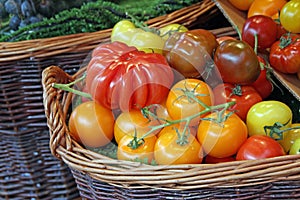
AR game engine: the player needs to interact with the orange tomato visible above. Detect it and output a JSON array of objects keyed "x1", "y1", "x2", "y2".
[
  {"x1": 166, "y1": 78, "x2": 214, "y2": 127},
  {"x1": 114, "y1": 109, "x2": 161, "y2": 144},
  {"x1": 197, "y1": 111, "x2": 248, "y2": 158},
  {"x1": 117, "y1": 134, "x2": 157, "y2": 164},
  {"x1": 68, "y1": 101, "x2": 114, "y2": 148},
  {"x1": 247, "y1": 0, "x2": 287, "y2": 19},
  {"x1": 154, "y1": 127, "x2": 203, "y2": 165},
  {"x1": 228, "y1": 0, "x2": 255, "y2": 11}
]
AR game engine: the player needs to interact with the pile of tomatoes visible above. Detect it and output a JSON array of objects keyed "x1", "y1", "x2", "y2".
[{"x1": 64, "y1": 16, "x2": 300, "y2": 166}]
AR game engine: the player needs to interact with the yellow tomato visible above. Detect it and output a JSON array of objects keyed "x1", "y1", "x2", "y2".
[{"x1": 228, "y1": 0, "x2": 255, "y2": 11}]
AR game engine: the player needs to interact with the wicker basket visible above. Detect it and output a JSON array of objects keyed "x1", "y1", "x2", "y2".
[
  {"x1": 0, "y1": 1, "x2": 220, "y2": 199},
  {"x1": 40, "y1": 20, "x2": 300, "y2": 199}
]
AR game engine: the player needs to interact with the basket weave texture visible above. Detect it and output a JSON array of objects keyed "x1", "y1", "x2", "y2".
[
  {"x1": 0, "y1": 1, "x2": 219, "y2": 199},
  {"x1": 42, "y1": 16, "x2": 300, "y2": 200}
]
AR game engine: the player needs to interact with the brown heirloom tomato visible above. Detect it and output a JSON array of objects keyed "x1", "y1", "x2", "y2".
[
  {"x1": 86, "y1": 41, "x2": 174, "y2": 112},
  {"x1": 214, "y1": 39, "x2": 260, "y2": 85},
  {"x1": 163, "y1": 29, "x2": 218, "y2": 79}
]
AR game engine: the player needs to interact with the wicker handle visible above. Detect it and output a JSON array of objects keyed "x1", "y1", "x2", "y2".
[{"x1": 42, "y1": 66, "x2": 75, "y2": 158}]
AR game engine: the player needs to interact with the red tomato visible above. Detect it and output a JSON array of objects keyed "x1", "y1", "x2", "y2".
[
  {"x1": 248, "y1": 0, "x2": 287, "y2": 19},
  {"x1": 250, "y1": 56, "x2": 273, "y2": 99},
  {"x1": 242, "y1": 15, "x2": 278, "y2": 51},
  {"x1": 236, "y1": 135, "x2": 286, "y2": 160},
  {"x1": 216, "y1": 36, "x2": 237, "y2": 45},
  {"x1": 213, "y1": 83, "x2": 262, "y2": 121},
  {"x1": 197, "y1": 111, "x2": 248, "y2": 158},
  {"x1": 68, "y1": 101, "x2": 114, "y2": 148},
  {"x1": 163, "y1": 29, "x2": 218, "y2": 78},
  {"x1": 86, "y1": 41, "x2": 174, "y2": 111},
  {"x1": 214, "y1": 39, "x2": 260, "y2": 85},
  {"x1": 269, "y1": 34, "x2": 300, "y2": 74}
]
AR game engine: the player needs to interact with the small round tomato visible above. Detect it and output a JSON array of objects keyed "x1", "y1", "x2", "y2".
[
  {"x1": 216, "y1": 36, "x2": 236, "y2": 45},
  {"x1": 197, "y1": 111, "x2": 248, "y2": 158},
  {"x1": 280, "y1": 0, "x2": 300, "y2": 33},
  {"x1": 213, "y1": 83, "x2": 262, "y2": 121},
  {"x1": 248, "y1": 0, "x2": 287, "y2": 19},
  {"x1": 166, "y1": 79, "x2": 214, "y2": 126},
  {"x1": 214, "y1": 39, "x2": 260, "y2": 85},
  {"x1": 228, "y1": 0, "x2": 254, "y2": 11},
  {"x1": 289, "y1": 137, "x2": 300, "y2": 155},
  {"x1": 68, "y1": 101, "x2": 114, "y2": 148},
  {"x1": 278, "y1": 123, "x2": 300, "y2": 152},
  {"x1": 236, "y1": 135, "x2": 286, "y2": 160},
  {"x1": 242, "y1": 15, "x2": 278, "y2": 51},
  {"x1": 114, "y1": 109, "x2": 161, "y2": 144},
  {"x1": 117, "y1": 134, "x2": 157, "y2": 164},
  {"x1": 154, "y1": 127, "x2": 203, "y2": 165},
  {"x1": 163, "y1": 29, "x2": 218, "y2": 78},
  {"x1": 246, "y1": 100, "x2": 293, "y2": 137}
]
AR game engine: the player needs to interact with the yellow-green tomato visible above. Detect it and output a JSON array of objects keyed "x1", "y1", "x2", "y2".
[
  {"x1": 246, "y1": 100, "x2": 292, "y2": 137},
  {"x1": 289, "y1": 137, "x2": 300, "y2": 155},
  {"x1": 159, "y1": 23, "x2": 188, "y2": 40},
  {"x1": 280, "y1": 0, "x2": 300, "y2": 33},
  {"x1": 111, "y1": 20, "x2": 136, "y2": 39},
  {"x1": 278, "y1": 123, "x2": 300, "y2": 152}
]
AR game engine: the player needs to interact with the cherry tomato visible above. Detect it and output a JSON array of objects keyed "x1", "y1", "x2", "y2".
[
  {"x1": 213, "y1": 83, "x2": 262, "y2": 121},
  {"x1": 163, "y1": 29, "x2": 218, "y2": 78},
  {"x1": 114, "y1": 109, "x2": 161, "y2": 144},
  {"x1": 236, "y1": 135, "x2": 286, "y2": 160},
  {"x1": 204, "y1": 155, "x2": 236, "y2": 164},
  {"x1": 154, "y1": 127, "x2": 203, "y2": 165},
  {"x1": 197, "y1": 111, "x2": 248, "y2": 158},
  {"x1": 289, "y1": 137, "x2": 300, "y2": 155},
  {"x1": 166, "y1": 79, "x2": 214, "y2": 126},
  {"x1": 248, "y1": 0, "x2": 287, "y2": 19},
  {"x1": 246, "y1": 100, "x2": 293, "y2": 137},
  {"x1": 250, "y1": 56, "x2": 273, "y2": 99},
  {"x1": 68, "y1": 101, "x2": 114, "y2": 148},
  {"x1": 242, "y1": 15, "x2": 278, "y2": 51},
  {"x1": 216, "y1": 36, "x2": 236, "y2": 45},
  {"x1": 86, "y1": 41, "x2": 174, "y2": 111},
  {"x1": 214, "y1": 39, "x2": 260, "y2": 85},
  {"x1": 228, "y1": 0, "x2": 254, "y2": 11},
  {"x1": 117, "y1": 134, "x2": 157, "y2": 164},
  {"x1": 269, "y1": 33, "x2": 300, "y2": 74},
  {"x1": 280, "y1": 0, "x2": 300, "y2": 33},
  {"x1": 278, "y1": 123, "x2": 300, "y2": 152}
]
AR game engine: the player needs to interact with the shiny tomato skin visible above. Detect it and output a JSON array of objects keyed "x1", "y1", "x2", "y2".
[
  {"x1": 163, "y1": 29, "x2": 218, "y2": 78},
  {"x1": 228, "y1": 0, "x2": 254, "y2": 11},
  {"x1": 213, "y1": 83, "x2": 262, "y2": 121},
  {"x1": 154, "y1": 128, "x2": 203, "y2": 165},
  {"x1": 86, "y1": 41, "x2": 174, "y2": 112},
  {"x1": 280, "y1": 0, "x2": 300, "y2": 33},
  {"x1": 197, "y1": 111, "x2": 248, "y2": 158},
  {"x1": 214, "y1": 39, "x2": 260, "y2": 85},
  {"x1": 114, "y1": 109, "x2": 161, "y2": 144},
  {"x1": 117, "y1": 134, "x2": 157, "y2": 164},
  {"x1": 68, "y1": 101, "x2": 114, "y2": 148},
  {"x1": 246, "y1": 100, "x2": 293, "y2": 137},
  {"x1": 278, "y1": 123, "x2": 300, "y2": 153},
  {"x1": 166, "y1": 78, "x2": 214, "y2": 126},
  {"x1": 248, "y1": 0, "x2": 287, "y2": 18},
  {"x1": 250, "y1": 56, "x2": 273, "y2": 99},
  {"x1": 236, "y1": 135, "x2": 286, "y2": 160},
  {"x1": 269, "y1": 34, "x2": 300, "y2": 74},
  {"x1": 242, "y1": 15, "x2": 278, "y2": 51}
]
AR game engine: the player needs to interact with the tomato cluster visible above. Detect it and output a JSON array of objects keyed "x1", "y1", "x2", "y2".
[{"x1": 65, "y1": 18, "x2": 300, "y2": 166}]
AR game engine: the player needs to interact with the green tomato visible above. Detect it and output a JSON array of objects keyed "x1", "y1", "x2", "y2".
[
  {"x1": 280, "y1": 0, "x2": 300, "y2": 33},
  {"x1": 246, "y1": 100, "x2": 293, "y2": 137},
  {"x1": 159, "y1": 23, "x2": 188, "y2": 40},
  {"x1": 289, "y1": 137, "x2": 300, "y2": 155}
]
